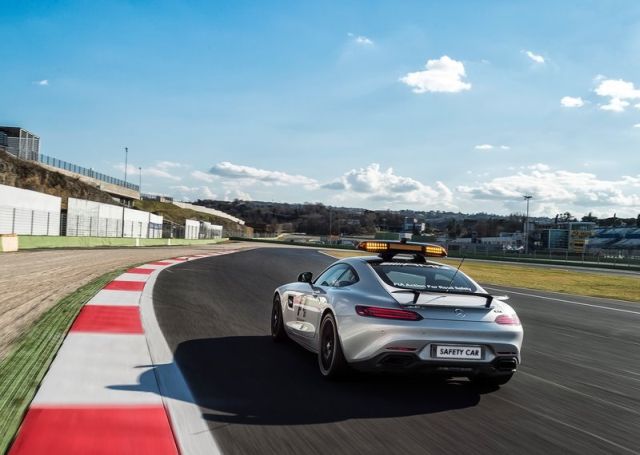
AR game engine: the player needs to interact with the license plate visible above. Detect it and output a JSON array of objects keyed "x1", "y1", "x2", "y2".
[{"x1": 435, "y1": 345, "x2": 482, "y2": 360}]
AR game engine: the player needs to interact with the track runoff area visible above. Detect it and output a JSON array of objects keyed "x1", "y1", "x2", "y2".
[{"x1": 8, "y1": 245, "x2": 640, "y2": 454}]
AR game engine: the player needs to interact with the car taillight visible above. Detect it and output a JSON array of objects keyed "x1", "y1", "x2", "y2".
[
  {"x1": 495, "y1": 314, "x2": 520, "y2": 325},
  {"x1": 355, "y1": 305, "x2": 422, "y2": 321}
]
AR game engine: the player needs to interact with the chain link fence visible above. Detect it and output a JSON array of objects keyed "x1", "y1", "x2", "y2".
[
  {"x1": 0, "y1": 206, "x2": 60, "y2": 236},
  {"x1": 449, "y1": 243, "x2": 640, "y2": 267},
  {"x1": 63, "y1": 214, "x2": 162, "y2": 238}
]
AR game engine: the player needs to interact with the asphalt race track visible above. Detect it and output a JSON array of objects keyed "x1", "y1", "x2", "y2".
[{"x1": 153, "y1": 248, "x2": 640, "y2": 455}]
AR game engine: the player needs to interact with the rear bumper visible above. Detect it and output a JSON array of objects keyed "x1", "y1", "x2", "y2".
[
  {"x1": 350, "y1": 352, "x2": 519, "y2": 376},
  {"x1": 336, "y1": 314, "x2": 523, "y2": 366}
]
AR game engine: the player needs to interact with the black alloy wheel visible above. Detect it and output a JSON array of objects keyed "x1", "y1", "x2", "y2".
[
  {"x1": 318, "y1": 313, "x2": 348, "y2": 379},
  {"x1": 271, "y1": 294, "x2": 287, "y2": 341}
]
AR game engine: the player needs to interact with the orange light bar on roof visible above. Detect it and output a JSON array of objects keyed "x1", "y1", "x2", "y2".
[
  {"x1": 357, "y1": 241, "x2": 390, "y2": 252},
  {"x1": 357, "y1": 240, "x2": 447, "y2": 257}
]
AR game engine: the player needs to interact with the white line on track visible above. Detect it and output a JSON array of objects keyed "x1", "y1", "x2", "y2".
[
  {"x1": 484, "y1": 286, "x2": 640, "y2": 316},
  {"x1": 140, "y1": 255, "x2": 224, "y2": 455}
]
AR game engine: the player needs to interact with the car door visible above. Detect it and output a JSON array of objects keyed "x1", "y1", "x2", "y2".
[
  {"x1": 305, "y1": 264, "x2": 359, "y2": 341},
  {"x1": 289, "y1": 264, "x2": 350, "y2": 345}
]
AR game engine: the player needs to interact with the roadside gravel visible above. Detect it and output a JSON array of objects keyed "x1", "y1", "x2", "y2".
[{"x1": 0, "y1": 243, "x2": 249, "y2": 360}]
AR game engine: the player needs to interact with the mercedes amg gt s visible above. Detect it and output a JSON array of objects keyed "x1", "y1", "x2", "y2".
[{"x1": 271, "y1": 241, "x2": 523, "y2": 386}]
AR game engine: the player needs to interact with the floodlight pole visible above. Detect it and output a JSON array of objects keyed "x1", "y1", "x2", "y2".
[
  {"x1": 523, "y1": 195, "x2": 532, "y2": 254},
  {"x1": 124, "y1": 147, "x2": 128, "y2": 184},
  {"x1": 138, "y1": 166, "x2": 142, "y2": 193}
]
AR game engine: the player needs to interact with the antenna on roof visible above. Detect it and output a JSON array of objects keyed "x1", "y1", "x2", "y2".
[{"x1": 445, "y1": 257, "x2": 465, "y2": 291}]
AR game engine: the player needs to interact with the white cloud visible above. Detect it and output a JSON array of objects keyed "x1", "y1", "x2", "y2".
[
  {"x1": 500, "y1": 145, "x2": 511, "y2": 150},
  {"x1": 474, "y1": 144, "x2": 494, "y2": 150},
  {"x1": 191, "y1": 170, "x2": 216, "y2": 183},
  {"x1": 560, "y1": 96, "x2": 584, "y2": 108},
  {"x1": 115, "y1": 162, "x2": 182, "y2": 181},
  {"x1": 224, "y1": 189, "x2": 252, "y2": 201},
  {"x1": 633, "y1": 123, "x2": 640, "y2": 128},
  {"x1": 322, "y1": 163, "x2": 455, "y2": 208},
  {"x1": 524, "y1": 50, "x2": 545, "y2": 64},
  {"x1": 209, "y1": 161, "x2": 318, "y2": 188},
  {"x1": 155, "y1": 161, "x2": 182, "y2": 169},
  {"x1": 400, "y1": 56, "x2": 471, "y2": 94},
  {"x1": 601, "y1": 98, "x2": 629, "y2": 112},
  {"x1": 594, "y1": 78, "x2": 640, "y2": 112},
  {"x1": 354, "y1": 35, "x2": 373, "y2": 45},
  {"x1": 170, "y1": 185, "x2": 217, "y2": 200},
  {"x1": 457, "y1": 164, "x2": 640, "y2": 214},
  {"x1": 36, "y1": 79, "x2": 49, "y2": 86}
]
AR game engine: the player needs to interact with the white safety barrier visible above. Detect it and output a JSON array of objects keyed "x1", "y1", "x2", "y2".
[
  {"x1": 0, "y1": 184, "x2": 61, "y2": 235},
  {"x1": 67, "y1": 198, "x2": 163, "y2": 238}
]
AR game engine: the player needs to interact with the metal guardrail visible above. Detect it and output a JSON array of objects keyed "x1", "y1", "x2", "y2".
[{"x1": 38, "y1": 154, "x2": 140, "y2": 192}]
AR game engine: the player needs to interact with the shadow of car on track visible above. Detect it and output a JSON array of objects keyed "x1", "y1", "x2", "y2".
[{"x1": 110, "y1": 336, "x2": 486, "y2": 426}]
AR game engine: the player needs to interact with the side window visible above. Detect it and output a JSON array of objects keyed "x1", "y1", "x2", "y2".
[
  {"x1": 315, "y1": 264, "x2": 349, "y2": 287},
  {"x1": 334, "y1": 267, "x2": 359, "y2": 288}
]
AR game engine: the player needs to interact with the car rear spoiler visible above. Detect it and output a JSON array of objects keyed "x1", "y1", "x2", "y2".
[{"x1": 392, "y1": 289, "x2": 494, "y2": 308}]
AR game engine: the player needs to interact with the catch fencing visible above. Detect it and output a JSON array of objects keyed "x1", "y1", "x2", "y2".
[
  {"x1": 39, "y1": 154, "x2": 139, "y2": 192},
  {"x1": 0, "y1": 206, "x2": 60, "y2": 236},
  {"x1": 0, "y1": 184, "x2": 61, "y2": 235},
  {"x1": 65, "y1": 198, "x2": 162, "y2": 238},
  {"x1": 449, "y1": 243, "x2": 640, "y2": 267}
]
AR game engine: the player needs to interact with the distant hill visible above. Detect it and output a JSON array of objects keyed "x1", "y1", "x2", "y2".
[{"x1": 194, "y1": 199, "x2": 546, "y2": 237}]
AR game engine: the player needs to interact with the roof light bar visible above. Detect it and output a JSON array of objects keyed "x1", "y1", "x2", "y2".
[{"x1": 357, "y1": 240, "x2": 447, "y2": 258}]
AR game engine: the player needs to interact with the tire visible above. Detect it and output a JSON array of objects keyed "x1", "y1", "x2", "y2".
[
  {"x1": 271, "y1": 294, "x2": 287, "y2": 342},
  {"x1": 472, "y1": 372, "x2": 513, "y2": 388},
  {"x1": 318, "y1": 313, "x2": 349, "y2": 379}
]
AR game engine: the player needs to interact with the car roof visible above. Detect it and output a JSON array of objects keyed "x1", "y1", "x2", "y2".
[{"x1": 341, "y1": 255, "x2": 449, "y2": 268}]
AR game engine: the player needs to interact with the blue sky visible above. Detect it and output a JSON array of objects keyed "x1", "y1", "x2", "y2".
[{"x1": 1, "y1": 0, "x2": 639, "y2": 217}]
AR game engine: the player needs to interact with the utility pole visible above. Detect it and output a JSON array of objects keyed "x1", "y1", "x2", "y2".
[
  {"x1": 124, "y1": 147, "x2": 129, "y2": 185},
  {"x1": 122, "y1": 147, "x2": 129, "y2": 237},
  {"x1": 328, "y1": 207, "x2": 332, "y2": 244},
  {"x1": 523, "y1": 195, "x2": 532, "y2": 254}
]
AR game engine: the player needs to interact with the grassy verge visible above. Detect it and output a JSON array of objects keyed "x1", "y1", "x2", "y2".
[
  {"x1": 0, "y1": 266, "x2": 131, "y2": 454},
  {"x1": 321, "y1": 250, "x2": 639, "y2": 302}
]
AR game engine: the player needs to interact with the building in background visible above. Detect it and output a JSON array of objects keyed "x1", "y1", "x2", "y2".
[
  {"x1": 0, "y1": 127, "x2": 40, "y2": 160},
  {"x1": 535, "y1": 221, "x2": 596, "y2": 253}
]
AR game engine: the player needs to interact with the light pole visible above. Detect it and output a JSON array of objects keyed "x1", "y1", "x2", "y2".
[
  {"x1": 523, "y1": 195, "x2": 532, "y2": 254},
  {"x1": 124, "y1": 147, "x2": 128, "y2": 185},
  {"x1": 328, "y1": 207, "x2": 332, "y2": 244},
  {"x1": 138, "y1": 166, "x2": 142, "y2": 194}
]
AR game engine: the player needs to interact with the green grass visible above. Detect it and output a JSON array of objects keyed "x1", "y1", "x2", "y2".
[
  {"x1": 322, "y1": 250, "x2": 640, "y2": 302},
  {"x1": 0, "y1": 266, "x2": 131, "y2": 454}
]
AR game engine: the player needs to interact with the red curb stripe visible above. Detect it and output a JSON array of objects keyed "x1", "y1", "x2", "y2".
[
  {"x1": 9, "y1": 406, "x2": 179, "y2": 455},
  {"x1": 149, "y1": 261, "x2": 174, "y2": 266},
  {"x1": 104, "y1": 280, "x2": 145, "y2": 291},
  {"x1": 70, "y1": 306, "x2": 143, "y2": 334},
  {"x1": 126, "y1": 267, "x2": 155, "y2": 275}
]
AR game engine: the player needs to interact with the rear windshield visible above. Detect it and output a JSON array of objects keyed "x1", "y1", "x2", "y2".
[{"x1": 371, "y1": 263, "x2": 477, "y2": 293}]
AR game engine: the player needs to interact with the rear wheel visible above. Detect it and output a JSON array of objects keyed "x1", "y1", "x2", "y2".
[
  {"x1": 271, "y1": 294, "x2": 287, "y2": 342},
  {"x1": 318, "y1": 313, "x2": 348, "y2": 379}
]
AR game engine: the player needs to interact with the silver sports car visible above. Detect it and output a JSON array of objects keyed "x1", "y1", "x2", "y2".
[{"x1": 271, "y1": 241, "x2": 523, "y2": 386}]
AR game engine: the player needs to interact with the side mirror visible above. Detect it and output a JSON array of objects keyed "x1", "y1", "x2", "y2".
[{"x1": 297, "y1": 272, "x2": 313, "y2": 283}]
